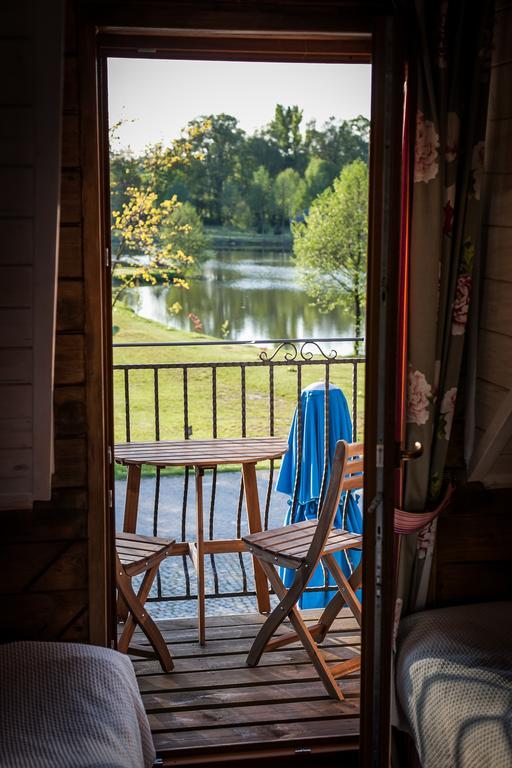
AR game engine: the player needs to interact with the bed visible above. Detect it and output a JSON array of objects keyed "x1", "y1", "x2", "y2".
[
  {"x1": 0, "y1": 641, "x2": 156, "y2": 768},
  {"x1": 395, "y1": 601, "x2": 512, "y2": 768}
]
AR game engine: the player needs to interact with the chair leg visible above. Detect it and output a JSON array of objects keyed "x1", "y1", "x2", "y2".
[
  {"x1": 322, "y1": 554, "x2": 362, "y2": 626},
  {"x1": 119, "y1": 565, "x2": 159, "y2": 651},
  {"x1": 314, "y1": 558, "x2": 363, "y2": 642},
  {"x1": 116, "y1": 563, "x2": 173, "y2": 673},
  {"x1": 246, "y1": 560, "x2": 306, "y2": 667},
  {"x1": 258, "y1": 559, "x2": 344, "y2": 701}
]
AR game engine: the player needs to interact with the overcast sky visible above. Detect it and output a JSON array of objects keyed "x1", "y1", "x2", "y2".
[{"x1": 107, "y1": 58, "x2": 372, "y2": 153}]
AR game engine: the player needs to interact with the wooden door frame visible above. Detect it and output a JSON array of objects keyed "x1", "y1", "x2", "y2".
[
  {"x1": 78, "y1": 3, "x2": 405, "y2": 763},
  {"x1": 361, "y1": 16, "x2": 406, "y2": 766},
  {"x1": 79, "y1": 18, "x2": 115, "y2": 646}
]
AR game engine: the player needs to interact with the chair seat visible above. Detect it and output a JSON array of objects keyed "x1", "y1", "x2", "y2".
[
  {"x1": 116, "y1": 531, "x2": 174, "y2": 577},
  {"x1": 115, "y1": 531, "x2": 175, "y2": 672},
  {"x1": 243, "y1": 519, "x2": 362, "y2": 569}
]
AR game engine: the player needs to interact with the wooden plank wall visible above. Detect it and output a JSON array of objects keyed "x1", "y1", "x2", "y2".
[
  {"x1": 1, "y1": 1, "x2": 90, "y2": 642},
  {"x1": 0, "y1": 2, "x2": 37, "y2": 508},
  {"x1": 473, "y1": 0, "x2": 512, "y2": 486},
  {"x1": 433, "y1": 485, "x2": 512, "y2": 607},
  {"x1": 0, "y1": 1, "x2": 64, "y2": 509}
]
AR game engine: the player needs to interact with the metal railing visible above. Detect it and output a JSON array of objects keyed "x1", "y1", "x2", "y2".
[{"x1": 113, "y1": 337, "x2": 365, "y2": 607}]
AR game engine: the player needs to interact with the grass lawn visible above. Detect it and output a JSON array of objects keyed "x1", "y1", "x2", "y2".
[{"x1": 112, "y1": 305, "x2": 365, "y2": 476}]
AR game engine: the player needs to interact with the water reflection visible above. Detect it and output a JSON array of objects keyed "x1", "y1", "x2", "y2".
[{"x1": 121, "y1": 248, "x2": 358, "y2": 353}]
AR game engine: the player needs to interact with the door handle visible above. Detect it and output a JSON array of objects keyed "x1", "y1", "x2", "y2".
[{"x1": 400, "y1": 441, "x2": 423, "y2": 461}]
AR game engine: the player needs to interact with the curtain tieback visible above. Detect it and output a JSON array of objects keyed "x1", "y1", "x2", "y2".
[{"x1": 393, "y1": 485, "x2": 454, "y2": 535}]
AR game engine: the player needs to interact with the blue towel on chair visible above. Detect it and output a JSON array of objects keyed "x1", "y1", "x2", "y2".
[{"x1": 276, "y1": 382, "x2": 362, "y2": 608}]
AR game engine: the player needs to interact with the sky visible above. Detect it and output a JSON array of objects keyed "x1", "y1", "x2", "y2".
[{"x1": 107, "y1": 58, "x2": 372, "y2": 153}]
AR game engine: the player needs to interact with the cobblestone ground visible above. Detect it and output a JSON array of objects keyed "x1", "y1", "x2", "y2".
[{"x1": 115, "y1": 470, "x2": 285, "y2": 619}]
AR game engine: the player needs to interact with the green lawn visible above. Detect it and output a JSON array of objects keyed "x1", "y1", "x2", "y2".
[{"x1": 112, "y1": 305, "x2": 365, "y2": 476}]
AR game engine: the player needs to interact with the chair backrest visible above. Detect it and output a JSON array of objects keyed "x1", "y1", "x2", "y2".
[{"x1": 305, "y1": 439, "x2": 364, "y2": 568}]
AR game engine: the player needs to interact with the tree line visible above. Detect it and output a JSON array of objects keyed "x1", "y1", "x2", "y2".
[
  {"x1": 110, "y1": 106, "x2": 369, "y2": 350},
  {"x1": 110, "y1": 105, "x2": 369, "y2": 235}
]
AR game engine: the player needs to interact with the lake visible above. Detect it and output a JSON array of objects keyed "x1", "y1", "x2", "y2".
[{"x1": 120, "y1": 247, "x2": 358, "y2": 352}]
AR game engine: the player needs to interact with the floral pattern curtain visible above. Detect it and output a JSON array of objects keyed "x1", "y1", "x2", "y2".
[{"x1": 399, "y1": 0, "x2": 495, "y2": 612}]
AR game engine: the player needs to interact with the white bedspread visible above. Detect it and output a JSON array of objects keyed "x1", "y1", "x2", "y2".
[
  {"x1": 396, "y1": 601, "x2": 512, "y2": 768},
  {"x1": 0, "y1": 641, "x2": 156, "y2": 768}
]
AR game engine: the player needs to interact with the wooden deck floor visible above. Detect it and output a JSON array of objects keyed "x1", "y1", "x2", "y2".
[{"x1": 129, "y1": 607, "x2": 361, "y2": 766}]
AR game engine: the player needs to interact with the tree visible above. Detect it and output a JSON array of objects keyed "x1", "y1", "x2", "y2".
[
  {"x1": 160, "y1": 202, "x2": 209, "y2": 272},
  {"x1": 304, "y1": 156, "x2": 337, "y2": 207},
  {"x1": 273, "y1": 168, "x2": 306, "y2": 232},
  {"x1": 292, "y1": 160, "x2": 368, "y2": 354},
  {"x1": 248, "y1": 166, "x2": 274, "y2": 233},
  {"x1": 304, "y1": 116, "x2": 370, "y2": 171},
  {"x1": 110, "y1": 122, "x2": 208, "y2": 307},
  {"x1": 184, "y1": 114, "x2": 246, "y2": 224},
  {"x1": 266, "y1": 105, "x2": 305, "y2": 170},
  {"x1": 243, "y1": 134, "x2": 284, "y2": 179}
]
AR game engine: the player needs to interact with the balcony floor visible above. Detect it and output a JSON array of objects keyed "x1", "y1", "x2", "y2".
[{"x1": 129, "y1": 607, "x2": 361, "y2": 766}]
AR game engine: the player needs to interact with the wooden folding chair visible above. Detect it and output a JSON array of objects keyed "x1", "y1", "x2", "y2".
[
  {"x1": 116, "y1": 532, "x2": 175, "y2": 672},
  {"x1": 243, "y1": 440, "x2": 363, "y2": 701}
]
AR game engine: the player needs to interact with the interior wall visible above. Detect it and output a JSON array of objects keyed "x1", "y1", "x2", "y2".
[
  {"x1": 1, "y1": 1, "x2": 90, "y2": 642},
  {"x1": 471, "y1": 0, "x2": 512, "y2": 486},
  {"x1": 432, "y1": 485, "x2": 512, "y2": 606}
]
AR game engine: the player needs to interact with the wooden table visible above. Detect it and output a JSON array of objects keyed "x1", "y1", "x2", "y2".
[{"x1": 115, "y1": 437, "x2": 288, "y2": 644}]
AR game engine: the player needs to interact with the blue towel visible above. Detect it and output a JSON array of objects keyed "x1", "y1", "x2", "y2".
[{"x1": 276, "y1": 382, "x2": 362, "y2": 608}]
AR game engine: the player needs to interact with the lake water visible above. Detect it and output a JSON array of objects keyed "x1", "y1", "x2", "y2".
[{"x1": 120, "y1": 248, "x2": 357, "y2": 352}]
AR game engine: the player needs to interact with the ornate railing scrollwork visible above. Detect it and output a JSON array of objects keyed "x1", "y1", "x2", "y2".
[
  {"x1": 259, "y1": 342, "x2": 298, "y2": 362},
  {"x1": 259, "y1": 340, "x2": 339, "y2": 363},
  {"x1": 300, "y1": 341, "x2": 338, "y2": 361}
]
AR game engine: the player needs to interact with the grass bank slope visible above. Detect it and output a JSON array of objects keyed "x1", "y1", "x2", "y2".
[{"x1": 112, "y1": 305, "x2": 365, "y2": 474}]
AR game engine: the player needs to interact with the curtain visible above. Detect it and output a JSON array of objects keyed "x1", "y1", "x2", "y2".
[{"x1": 398, "y1": 0, "x2": 494, "y2": 613}]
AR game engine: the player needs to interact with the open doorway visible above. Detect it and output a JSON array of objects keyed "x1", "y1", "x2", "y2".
[
  {"x1": 86, "y1": 15, "x2": 406, "y2": 762},
  {"x1": 107, "y1": 52, "x2": 371, "y2": 760}
]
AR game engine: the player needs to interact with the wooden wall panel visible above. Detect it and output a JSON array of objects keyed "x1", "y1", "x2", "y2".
[
  {"x1": 0, "y1": 168, "x2": 34, "y2": 217},
  {"x1": 475, "y1": 378, "x2": 509, "y2": 430},
  {"x1": 488, "y1": 61, "x2": 512, "y2": 119},
  {"x1": 0, "y1": 106, "x2": 34, "y2": 165},
  {"x1": 483, "y1": 226, "x2": 512, "y2": 281},
  {"x1": 485, "y1": 172, "x2": 512, "y2": 227},
  {"x1": 60, "y1": 170, "x2": 82, "y2": 224},
  {"x1": 0, "y1": 308, "x2": 32, "y2": 347},
  {"x1": 54, "y1": 386, "x2": 87, "y2": 437},
  {"x1": 0, "y1": 418, "x2": 32, "y2": 450},
  {"x1": 479, "y1": 279, "x2": 512, "y2": 335},
  {"x1": 0, "y1": 219, "x2": 33, "y2": 265},
  {"x1": 2, "y1": 591, "x2": 89, "y2": 642},
  {"x1": 0, "y1": 541, "x2": 88, "y2": 594},
  {"x1": 432, "y1": 487, "x2": 512, "y2": 606},
  {"x1": 57, "y1": 281, "x2": 85, "y2": 331},
  {"x1": 1, "y1": 0, "x2": 90, "y2": 643},
  {"x1": 58, "y1": 225, "x2": 83, "y2": 278},
  {"x1": 1, "y1": 267, "x2": 32, "y2": 308},
  {"x1": 0, "y1": 349, "x2": 32, "y2": 384},
  {"x1": 0, "y1": 39, "x2": 33, "y2": 105},
  {"x1": 62, "y1": 114, "x2": 81, "y2": 167},
  {"x1": 53, "y1": 438, "x2": 88, "y2": 488},
  {"x1": 471, "y1": 3, "x2": 512, "y2": 488},
  {"x1": 55, "y1": 334, "x2": 86, "y2": 384}
]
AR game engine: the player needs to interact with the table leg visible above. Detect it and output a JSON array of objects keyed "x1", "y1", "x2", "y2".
[
  {"x1": 195, "y1": 466, "x2": 206, "y2": 645},
  {"x1": 118, "y1": 464, "x2": 142, "y2": 621},
  {"x1": 123, "y1": 464, "x2": 142, "y2": 533},
  {"x1": 242, "y1": 462, "x2": 271, "y2": 614}
]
